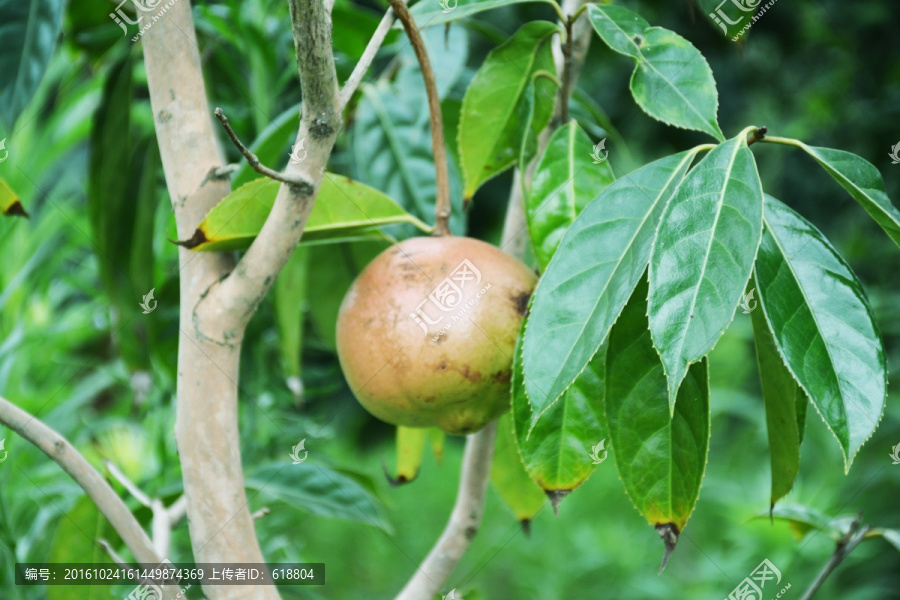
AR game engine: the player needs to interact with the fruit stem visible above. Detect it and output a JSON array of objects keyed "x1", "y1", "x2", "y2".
[
  {"x1": 387, "y1": 0, "x2": 452, "y2": 236},
  {"x1": 559, "y1": 16, "x2": 575, "y2": 124}
]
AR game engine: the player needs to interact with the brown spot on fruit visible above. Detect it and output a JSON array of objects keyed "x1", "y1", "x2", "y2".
[
  {"x1": 511, "y1": 291, "x2": 531, "y2": 316},
  {"x1": 336, "y1": 236, "x2": 536, "y2": 435}
]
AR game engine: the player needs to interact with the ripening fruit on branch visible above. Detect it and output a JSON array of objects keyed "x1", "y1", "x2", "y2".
[{"x1": 336, "y1": 236, "x2": 536, "y2": 435}]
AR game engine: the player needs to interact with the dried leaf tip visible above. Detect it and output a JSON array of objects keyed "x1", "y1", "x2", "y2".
[
  {"x1": 655, "y1": 523, "x2": 679, "y2": 573},
  {"x1": 545, "y1": 490, "x2": 570, "y2": 516}
]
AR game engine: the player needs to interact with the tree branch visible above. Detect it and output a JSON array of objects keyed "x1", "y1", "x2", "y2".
[
  {"x1": 141, "y1": 2, "x2": 279, "y2": 598},
  {"x1": 194, "y1": 0, "x2": 341, "y2": 342},
  {"x1": 339, "y1": 8, "x2": 395, "y2": 110},
  {"x1": 386, "y1": 0, "x2": 451, "y2": 235},
  {"x1": 501, "y1": 0, "x2": 593, "y2": 257},
  {"x1": 394, "y1": 421, "x2": 498, "y2": 600},
  {"x1": 0, "y1": 396, "x2": 180, "y2": 599},
  {"x1": 799, "y1": 515, "x2": 870, "y2": 600}
]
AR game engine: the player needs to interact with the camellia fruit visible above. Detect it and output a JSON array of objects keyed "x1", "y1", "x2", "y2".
[{"x1": 336, "y1": 236, "x2": 536, "y2": 435}]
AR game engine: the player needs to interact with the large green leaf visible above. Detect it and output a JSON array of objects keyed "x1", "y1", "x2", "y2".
[
  {"x1": 526, "y1": 122, "x2": 615, "y2": 269},
  {"x1": 512, "y1": 312, "x2": 607, "y2": 509},
  {"x1": 754, "y1": 196, "x2": 886, "y2": 470},
  {"x1": 490, "y1": 412, "x2": 547, "y2": 527},
  {"x1": 522, "y1": 148, "x2": 703, "y2": 421},
  {"x1": 648, "y1": 132, "x2": 763, "y2": 408},
  {"x1": 459, "y1": 21, "x2": 559, "y2": 200},
  {"x1": 772, "y1": 139, "x2": 900, "y2": 249},
  {"x1": 0, "y1": 0, "x2": 64, "y2": 129},
  {"x1": 587, "y1": 4, "x2": 724, "y2": 141},
  {"x1": 247, "y1": 462, "x2": 391, "y2": 532},
  {"x1": 352, "y1": 26, "x2": 467, "y2": 234},
  {"x1": 606, "y1": 275, "x2": 709, "y2": 565},
  {"x1": 178, "y1": 175, "x2": 431, "y2": 251},
  {"x1": 87, "y1": 54, "x2": 158, "y2": 372},
  {"x1": 748, "y1": 275, "x2": 807, "y2": 508},
  {"x1": 407, "y1": 0, "x2": 556, "y2": 30}
]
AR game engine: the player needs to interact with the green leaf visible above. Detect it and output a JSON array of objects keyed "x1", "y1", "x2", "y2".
[
  {"x1": 233, "y1": 103, "x2": 302, "y2": 188},
  {"x1": 522, "y1": 148, "x2": 703, "y2": 421},
  {"x1": 48, "y1": 497, "x2": 117, "y2": 600},
  {"x1": 0, "y1": 178, "x2": 27, "y2": 218},
  {"x1": 753, "y1": 504, "x2": 848, "y2": 541},
  {"x1": 526, "y1": 122, "x2": 615, "y2": 269},
  {"x1": 748, "y1": 275, "x2": 807, "y2": 508},
  {"x1": 274, "y1": 246, "x2": 309, "y2": 397},
  {"x1": 512, "y1": 311, "x2": 607, "y2": 509},
  {"x1": 649, "y1": 132, "x2": 764, "y2": 408},
  {"x1": 779, "y1": 139, "x2": 900, "y2": 249},
  {"x1": 754, "y1": 196, "x2": 886, "y2": 470},
  {"x1": 606, "y1": 275, "x2": 710, "y2": 563},
  {"x1": 459, "y1": 21, "x2": 559, "y2": 200},
  {"x1": 587, "y1": 4, "x2": 724, "y2": 141},
  {"x1": 352, "y1": 27, "x2": 468, "y2": 234},
  {"x1": 391, "y1": 426, "x2": 427, "y2": 485},
  {"x1": 0, "y1": 0, "x2": 63, "y2": 129},
  {"x1": 490, "y1": 412, "x2": 548, "y2": 526},
  {"x1": 407, "y1": 0, "x2": 556, "y2": 30},
  {"x1": 246, "y1": 462, "x2": 391, "y2": 532},
  {"x1": 179, "y1": 175, "x2": 431, "y2": 251}
]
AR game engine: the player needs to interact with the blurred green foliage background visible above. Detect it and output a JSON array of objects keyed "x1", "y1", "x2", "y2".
[{"x1": 0, "y1": 0, "x2": 898, "y2": 598}]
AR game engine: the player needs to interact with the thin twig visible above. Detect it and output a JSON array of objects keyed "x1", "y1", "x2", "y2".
[
  {"x1": 105, "y1": 459, "x2": 152, "y2": 507},
  {"x1": 98, "y1": 539, "x2": 131, "y2": 570},
  {"x1": 167, "y1": 494, "x2": 187, "y2": 523},
  {"x1": 560, "y1": 16, "x2": 575, "y2": 123},
  {"x1": 799, "y1": 514, "x2": 870, "y2": 600},
  {"x1": 339, "y1": 8, "x2": 395, "y2": 110},
  {"x1": 251, "y1": 507, "x2": 271, "y2": 520},
  {"x1": 214, "y1": 107, "x2": 314, "y2": 192},
  {"x1": 386, "y1": 0, "x2": 451, "y2": 236}
]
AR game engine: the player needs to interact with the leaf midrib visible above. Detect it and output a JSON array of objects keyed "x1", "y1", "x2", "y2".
[{"x1": 535, "y1": 150, "x2": 697, "y2": 412}]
